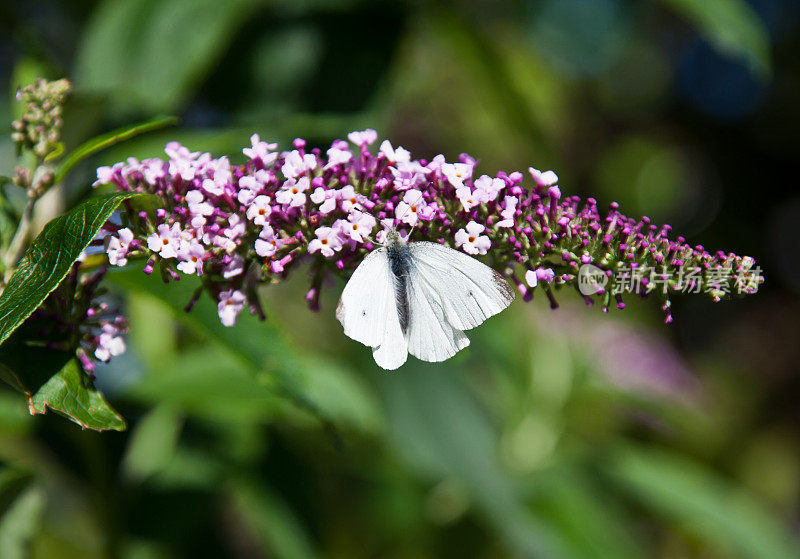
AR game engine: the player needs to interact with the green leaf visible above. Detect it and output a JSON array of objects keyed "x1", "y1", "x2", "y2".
[
  {"x1": 298, "y1": 356, "x2": 384, "y2": 434},
  {"x1": 0, "y1": 392, "x2": 30, "y2": 435},
  {"x1": 122, "y1": 404, "x2": 183, "y2": 481},
  {"x1": 107, "y1": 268, "x2": 297, "y2": 377},
  {"x1": 126, "y1": 292, "x2": 177, "y2": 371},
  {"x1": 0, "y1": 470, "x2": 33, "y2": 519},
  {"x1": 604, "y1": 444, "x2": 800, "y2": 559},
  {"x1": 0, "y1": 195, "x2": 19, "y2": 253},
  {"x1": 657, "y1": 0, "x2": 771, "y2": 76},
  {"x1": 126, "y1": 347, "x2": 283, "y2": 424},
  {"x1": 0, "y1": 191, "x2": 142, "y2": 347},
  {"x1": 377, "y1": 366, "x2": 567, "y2": 558},
  {"x1": 75, "y1": 0, "x2": 260, "y2": 113},
  {"x1": 0, "y1": 319, "x2": 124, "y2": 431},
  {"x1": 106, "y1": 269, "x2": 339, "y2": 429},
  {"x1": 54, "y1": 116, "x2": 178, "y2": 183},
  {"x1": 531, "y1": 467, "x2": 643, "y2": 559},
  {"x1": 28, "y1": 358, "x2": 126, "y2": 431},
  {"x1": 227, "y1": 478, "x2": 319, "y2": 559},
  {"x1": 43, "y1": 142, "x2": 64, "y2": 163},
  {"x1": 94, "y1": 127, "x2": 268, "y2": 169},
  {"x1": 0, "y1": 484, "x2": 43, "y2": 559}
]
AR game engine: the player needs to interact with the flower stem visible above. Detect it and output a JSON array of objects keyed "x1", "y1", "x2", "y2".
[{"x1": 2, "y1": 195, "x2": 36, "y2": 284}]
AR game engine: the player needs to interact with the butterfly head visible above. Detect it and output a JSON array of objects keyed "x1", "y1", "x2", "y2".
[{"x1": 385, "y1": 227, "x2": 406, "y2": 249}]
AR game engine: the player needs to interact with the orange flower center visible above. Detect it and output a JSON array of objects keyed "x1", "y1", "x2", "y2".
[{"x1": 468, "y1": 236, "x2": 476, "y2": 243}]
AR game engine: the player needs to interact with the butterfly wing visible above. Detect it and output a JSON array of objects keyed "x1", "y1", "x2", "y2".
[
  {"x1": 407, "y1": 241, "x2": 515, "y2": 332},
  {"x1": 403, "y1": 269, "x2": 471, "y2": 362},
  {"x1": 336, "y1": 247, "x2": 408, "y2": 370},
  {"x1": 337, "y1": 241, "x2": 514, "y2": 368}
]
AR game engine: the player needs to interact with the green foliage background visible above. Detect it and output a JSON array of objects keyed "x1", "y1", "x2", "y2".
[{"x1": 1, "y1": 0, "x2": 800, "y2": 557}]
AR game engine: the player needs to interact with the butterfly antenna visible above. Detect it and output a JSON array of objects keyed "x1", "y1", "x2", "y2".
[{"x1": 363, "y1": 232, "x2": 381, "y2": 247}]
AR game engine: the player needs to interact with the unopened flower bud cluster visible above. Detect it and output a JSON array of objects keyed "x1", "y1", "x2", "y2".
[{"x1": 10, "y1": 78, "x2": 70, "y2": 195}]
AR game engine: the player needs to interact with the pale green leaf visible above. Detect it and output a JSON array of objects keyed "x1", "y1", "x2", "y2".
[
  {"x1": 122, "y1": 404, "x2": 183, "y2": 481},
  {"x1": 55, "y1": 116, "x2": 177, "y2": 182}
]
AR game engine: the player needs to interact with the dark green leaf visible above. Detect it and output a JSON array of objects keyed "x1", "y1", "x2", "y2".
[
  {"x1": 0, "y1": 470, "x2": 33, "y2": 519},
  {"x1": 0, "y1": 392, "x2": 30, "y2": 435},
  {"x1": 0, "y1": 318, "x2": 75, "y2": 396},
  {"x1": 27, "y1": 358, "x2": 125, "y2": 431},
  {"x1": 657, "y1": 0, "x2": 771, "y2": 76},
  {"x1": 0, "y1": 317, "x2": 124, "y2": 431},
  {"x1": 54, "y1": 116, "x2": 178, "y2": 183},
  {"x1": 228, "y1": 478, "x2": 318, "y2": 559},
  {"x1": 0, "y1": 192, "x2": 142, "y2": 347},
  {"x1": 604, "y1": 444, "x2": 800, "y2": 559}
]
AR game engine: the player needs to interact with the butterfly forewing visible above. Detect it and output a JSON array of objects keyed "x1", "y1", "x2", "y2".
[{"x1": 336, "y1": 248, "x2": 408, "y2": 369}]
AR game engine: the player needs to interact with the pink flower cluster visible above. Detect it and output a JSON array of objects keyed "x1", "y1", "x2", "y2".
[{"x1": 95, "y1": 130, "x2": 761, "y2": 326}]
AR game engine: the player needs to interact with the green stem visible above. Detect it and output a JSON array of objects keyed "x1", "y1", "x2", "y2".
[{"x1": 2, "y1": 195, "x2": 36, "y2": 284}]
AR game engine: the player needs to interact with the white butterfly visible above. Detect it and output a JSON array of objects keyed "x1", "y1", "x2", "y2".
[{"x1": 336, "y1": 229, "x2": 515, "y2": 369}]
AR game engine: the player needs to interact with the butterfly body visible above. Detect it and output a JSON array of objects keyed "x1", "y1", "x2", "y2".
[
  {"x1": 386, "y1": 229, "x2": 412, "y2": 333},
  {"x1": 336, "y1": 230, "x2": 514, "y2": 370}
]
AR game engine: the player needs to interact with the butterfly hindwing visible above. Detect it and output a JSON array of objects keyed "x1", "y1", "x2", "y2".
[
  {"x1": 404, "y1": 265, "x2": 470, "y2": 362},
  {"x1": 407, "y1": 241, "x2": 515, "y2": 332}
]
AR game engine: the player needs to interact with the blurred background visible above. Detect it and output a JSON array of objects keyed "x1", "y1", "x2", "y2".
[{"x1": 1, "y1": 0, "x2": 800, "y2": 557}]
